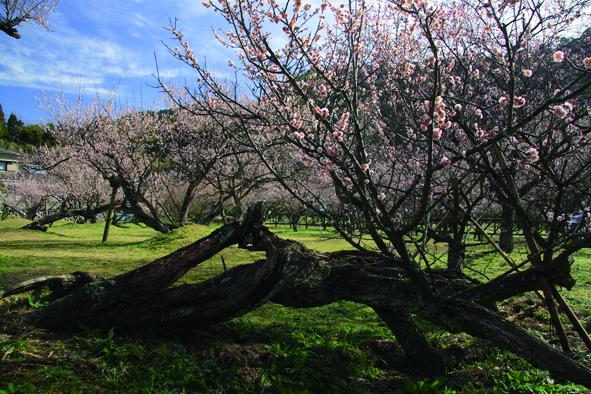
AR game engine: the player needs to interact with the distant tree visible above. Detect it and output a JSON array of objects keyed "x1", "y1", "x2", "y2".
[
  {"x1": 0, "y1": 0, "x2": 60, "y2": 39},
  {"x1": 6, "y1": 113, "x2": 23, "y2": 142},
  {"x1": 0, "y1": 104, "x2": 7, "y2": 139}
]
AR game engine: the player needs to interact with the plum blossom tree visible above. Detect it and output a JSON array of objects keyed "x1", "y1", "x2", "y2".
[
  {"x1": 41, "y1": 97, "x2": 231, "y2": 233},
  {"x1": 155, "y1": 105, "x2": 240, "y2": 226},
  {"x1": 156, "y1": 0, "x2": 591, "y2": 382},
  {"x1": 0, "y1": 0, "x2": 60, "y2": 38},
  {"x1": 2, "y1": 147, "x2": 114, "y2": 230}
]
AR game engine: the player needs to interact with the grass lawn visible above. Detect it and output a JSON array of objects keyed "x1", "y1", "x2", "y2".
[{"x1": 0, "y1": 218, "x2": 589, "y2": 393}]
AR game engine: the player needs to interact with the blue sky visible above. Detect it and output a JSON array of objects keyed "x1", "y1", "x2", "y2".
[{"x1": 0, "y1": 0, "x2": 231, "y2": 124}]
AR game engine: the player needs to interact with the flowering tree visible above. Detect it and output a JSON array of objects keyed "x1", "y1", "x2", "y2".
[
  {"x1": 1, "y1": 171, "x2": 57, "y2": 220},
  {"x1": 155, "y1": 106, "x2": 238, "y2": 226},
  {"x1": 157, "y1": 0, "x2": 591, "y2": 383},
  {"x1": 0, "y1": 0, "x2": 59, "y2": 38},
  {"x1": 4, "y1": 147, "x2": 115, "y2": 230},
  {"x1": 39, "y1": 96, "x2": 244, "y2": 233}
]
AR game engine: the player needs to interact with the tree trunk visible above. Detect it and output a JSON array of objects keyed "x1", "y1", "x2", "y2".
[
  {"x1": 374, "y1": 308, "x2": 446, "y2": 376},
  {"x1": 447, "y1": 241, "x2": 465, "y2": 273},
  {"x1": 5, "y1": 204, "x2": 591, "y2": 388},
  {"x1": 178, "y1": 182, "x2": 198, "y2": 227},
  {"x1": 102, "y1": 185, "x2": 119, "y2": 243},
  {"x1": 500, "y1": 205, "x2": 514, "y2": 253},
  {"x1": 24, "y1": 203, "x2": 114, "y2": 232}
]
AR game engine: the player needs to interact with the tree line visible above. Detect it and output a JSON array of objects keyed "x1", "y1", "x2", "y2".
[{"x1": 0, "y1": 104, "x2": 53, "y2": 150}]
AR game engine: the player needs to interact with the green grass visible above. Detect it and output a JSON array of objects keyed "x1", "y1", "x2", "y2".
[{"x1": 0, "y1": 218, "x2": 589, "y2": 393}]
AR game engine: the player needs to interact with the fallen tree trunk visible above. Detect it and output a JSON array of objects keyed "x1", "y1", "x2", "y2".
[
  {"x1": 23, "y1": 203, "x2": 116, "y2": 231},
  {"x1": 3, "y1": 204, "x2": 591, "y2": 387},
  {"x1": 0, "y1": 272, "x2": 102, "y2": 300}
]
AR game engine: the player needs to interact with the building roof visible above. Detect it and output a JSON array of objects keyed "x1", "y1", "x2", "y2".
[{"x1": 0, "y1": 149, "x2": 19, "y2": 162}]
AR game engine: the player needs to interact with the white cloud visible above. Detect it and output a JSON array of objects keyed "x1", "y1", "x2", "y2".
[{"x1": 0, "y1": 0, "x2": 235, "y2": 103}]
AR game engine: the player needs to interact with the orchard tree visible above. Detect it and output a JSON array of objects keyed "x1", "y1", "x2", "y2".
[
  {"x1": 39, "y1": 97, "x2": 173, "y2": 232},
  {"x1": 10, "y1": 147, "x2": 115, "y2": 230},
  {"x1": 40, "y1": 96, "x2": 235, "y2": 232},
  {"x1": 156, "y1": 105, "x2": 234, "y2": 226},
  {"x1": 159, "y1": 0, "x2": 591, "y2": 381}
]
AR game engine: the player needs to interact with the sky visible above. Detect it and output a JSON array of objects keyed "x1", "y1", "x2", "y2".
[{"x1": 0, "y1": 0, "x2": 231, "y2": 124}]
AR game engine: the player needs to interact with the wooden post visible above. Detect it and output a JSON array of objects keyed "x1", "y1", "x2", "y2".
[
  {"x1": 542, "y1": 282, "x2": 571, "y2": 354},
  {"x1": 552, "y1": 287, "x2": 591, "y2": 352}
]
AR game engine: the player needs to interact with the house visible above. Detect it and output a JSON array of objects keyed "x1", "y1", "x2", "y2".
[{"x1": 0, "y1": 149, "x2": 18, "y2": 173}]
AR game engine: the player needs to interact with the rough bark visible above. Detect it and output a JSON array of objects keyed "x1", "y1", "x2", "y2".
[
  {"x1": 374, "y1": 308, "x2": 447, "y2": 376},
  {"x1": 499, "y1": 205, "x2": 514, "y2": 253},
  {"x1": 102, "y1": 185, "x2": 119, "y2": 243},
  {"x1": 0, "y1": 272, "x2": 102, "y2": 301},
  {"x1": 22, "y1": 204, "x2": 264, "y2": 330},
  {"x1": 3, "y1": 204, "x2": 591, "y2": 387}
]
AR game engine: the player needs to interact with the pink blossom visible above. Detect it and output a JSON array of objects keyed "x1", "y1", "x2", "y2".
[
  {"x1": 513, "y1": 96, "x2": 526, "y2": 108},
  {"x1": 377, "y1": 192, "x2": 386, "y2": 201},
  {"x1": 584, "y1": 57, "x2": 591, "y2": 69},
  {"x1": 557, "y1": 214, "x2": 565, "y2": 222},
  {"x1": 433, "y1": 128, "x2": 442, "y2": 141},
  {"x1": 553, "y1": 105, "x2": 567, "y2": 119},
  {"x1": 526, "y1": 147, "x2": 539, "y2": 162},
  {"x1": 332, "y1": 130, "x2": 344, "y2": 139},
  {"x1": 361, "y1": 163, "x2": 370, "y2": 172},
  {"x1": 498, "y1": 97, "x2": 508, "y2": 107},
  {"x1": 292, "y1": 131, "x2": 305, "y2": 140},
  {"x1": 320, "y1": 107, "x2": 330, "y2": 119},
  {"x1": 553, "y1": 51, "x2": 564, "y2": 62},
  {"x1": 337, "y1": 112, "x2": 350, "y2": 130},
  {"x1": 454, "y1": 104, "x2": 462, "y2": 112},
  {"x1": 290, "y1": 118, "x2": 303, "y2": 129},
  {"x1": 343, "y1": 177, "x2": 353, "y2": 186},
  {"x1": 522, "y1": 69, "x2": 533, "y2": 77},
  {"x1": 440, "y1": 156, "x2": 450, "y2": 166}
]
